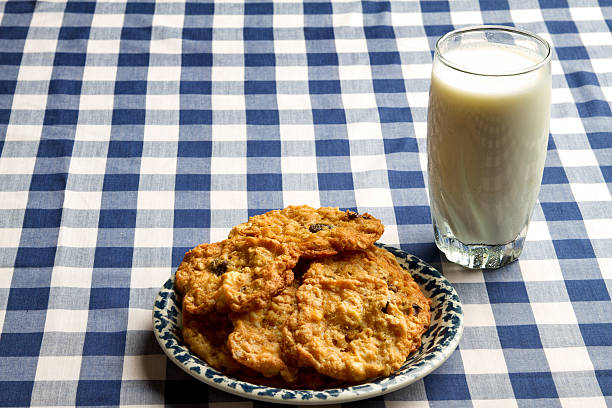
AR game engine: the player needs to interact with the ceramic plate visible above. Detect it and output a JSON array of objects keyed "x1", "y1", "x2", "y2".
[{"x1": 153, "y1": 243, "x2": 463, "y2": 405}]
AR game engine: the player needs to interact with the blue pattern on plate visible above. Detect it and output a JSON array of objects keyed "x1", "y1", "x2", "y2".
[{"x1": 152, "y1": 243, "x2": 464, "y2": 405}]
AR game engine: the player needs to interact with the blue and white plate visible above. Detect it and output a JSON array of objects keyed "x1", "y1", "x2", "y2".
[{"x1": 153, "y1": 243, "x2": 463, "y2": 405}]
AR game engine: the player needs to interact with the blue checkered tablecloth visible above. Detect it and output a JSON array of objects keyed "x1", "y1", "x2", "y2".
[{"x1": 0, "y1": 0, "x2": 610, "y2": 406}]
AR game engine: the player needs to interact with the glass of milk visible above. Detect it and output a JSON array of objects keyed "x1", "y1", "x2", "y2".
[{"x1": 427, "y1": 26, "x2": 551, "y2": 269}]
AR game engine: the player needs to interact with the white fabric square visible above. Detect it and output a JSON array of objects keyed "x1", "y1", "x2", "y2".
[
  {"x1": 405, "y1": 91, "x2": 429, "y2": 108},
  {"x1": 462, "y1": 303, "x2": 496, "y2": 327},
  {"x1": 210, "y1": 190, "x2": 248, "y2": 210},
  {"x1": 571, "y1": 183, "x2": 611, "y2": 202},
  {"x1": 211, "y1": 66, "x2": 244, "y2": 82},
  {"x1": 137, "y1": 190, "x2": 174, "y2": 210},
  {"x1": 51, "y1": 267, "x2": 93, "y2": 288},
  {"x1": 23, "y1": 39, "x2": 57, "y2": 53},
  {"x1": 127, "y1": 308, "x2": 155, "y2": 331},
  {"x1": 525, "y1": 220, "x2": 552, "y2": 242},
  {"x1": 87, "y1": 39, "x2": 121, "y2": 54},
  {"x1": 79, "y1": 94, "x2": 114, "y2": 110},
  {"x1": 281, "y1": 155, "x2": 317, "y2": 174},
  {"x1": 140, "y1": 157, "x2": 177, "y2": 175},
  {"x1": 146, "y1": 94, "x2": 181, "y2": 111},
  {"x1": 212, "y1": 124, "x2": 247, "y2": 141},
  {"x1": 4, "y1": 124, "x2": 43, "y2": 141},
  {"x1": 63, "y1": 191, "x2": 102, "y2": 210},
  {"x1": 550, "y1": 118, "x2": 585, "y2": 135},
  {"x1": 274, "y1": 39, "x2": 306, "y2": 54},
  {"x1": 379, "y1": 224, "x2": 399, "y2": 247},
  {"x1": 338, "y1": 64, "x2": 372, "y2": 80},
  {"x1": 277, "y1": 93, "x2": 312, "y2": 110},
  {"x1": 520, "y1": 259, "x2": 563, "y2": 281},
  {"x1": 11, "y1": 94, "x2": 48, "y2": 110},
  {"x1": 591, "y1": 59, "x2": 612, "y2": 75},
  {"x1": 57, "y1": 227, "x2": 98, "y2": 248},
  {"x1": 17, "y1": 66, "x2": 53, "y2": 81},
  {"x1": 544, "y1": 347, "x2": 594, "y2": 372},
  {"x1": 283, "y1": 190, "x2": 320, "y2": 209},
  {"x1": 0, "y1": 157, "x2": 36, "y2": 175},
  {"x1": 209, "y1": 227, "x2": 231, "y2": 243},
  {"x1": 276, "y1": 66, "x2": 308, "y2": 82},
  {"x1": 350, "y1": 155, "x2": 387, "y2": 172},
  {"x1": 210, "y1": 157, "x2": 247, "y2": 174},
  {"x1": 152, "y1": 13, "x2": 184, "y2": 29},
  {"x1": 36, "y1": 356, "x2": 82, "y2": 381},
  {"x1": 0, "y1": 229, "x2": 20, "y2": 248},
  {"x1": 346, "y1": 122, "x2": 382, "y2": 140},
  {"x1": 441, "y1": 263, "x2": 485, "y2": 283},
  {"x1": 560, "y1": 397, "x2": 608, "y2": 408},
  {"x1": 570, "y1": 7, "x2": 605, "y2": 21},
  {"x1": 558, "y1": 149, "x2": 598, "y2": 167},
  {"x1": 212, "y1": 40, "x2": 244, "y2": 54},
  {"x1": 510, "y1": 8, "x2": 544, "y2": 23},
  {"x1": 91, "y1": 13, "x2": 125, "y2": 28},
  {"x1": 335, "y1": 38, "x2": 368, "y2": 53},
  {"x1": 461, "y1": 349, "x2": 508, "y2": 374},
  {"x1": 333, "y1": 12, "x2": 364, "y2": 28},
  {"x1": 148, "y1": 66, "x2": 181, "y2": 82},
  {"x1": 584, "y1": 218, "x2": 612, "y2": 239},
  {"x1": 211, "y1": 94, "x2": 245, "y2": 110},
  {"x1": 273, "y1": 13, "x2": 303, "y2": 28},
  {"x1": 531, "y1": 302, "x2": 578, "y2": 325},
  {"x1": 396, "y1": 36, "x2": 430, "y2": 52},
  {"x1": 341, "y1": 92, "x2": 376, "y2": 109},
  {"x1": 130, "y1": 267, "x2": 173, "y2": 288},
  {"x1": 391, "y1": 12, "x2": 423, "y2": 27},
  {"x1": 82, "y1": 66, "x2": 118, "y2": 81},
  {"x1": 279, "y1": 124, "x2": 314, "y2": 141},
  {"x1": 552, "y1": 87, "x2": 574, "y2": 104},
  {"x1": 597, "y1": 258, "x2": 612, "y2": 279},
  {"x1": 401, "y1": 63, "x2": 431, "y2": 80},
  {"x1": 213, "y1": 14, "x2": 244, "y2": 28},
  {"x1": 134, "y1": 228, "x2": 174, "y2": 248},
  {"x1": 354, "y1": 187, "x2": 393, "y2": 208},
  {"x1": 122, "y1": 355, "x2": 167, "y2": 381},
  {"x1": 0, "y1": 268, "x2": 13, "y2": 288},
  {"x1": 580, "y1": 32, "x2": 611, "y2": 46},
  {"x1": 143, "y1": 125, "x2": 180, "y2": 142},
  {"x1": 450, "y1": 11, "x2": 484, "y2": 26},
  {"x1": 44, "y1": 309, "x2": 89, "y2": 333},
  {"x1": 473, "y1": 400, "x2": 518, "y2": 408},
  {"x1": 149, "y1": 38, "x2": 182, "y2": 54},
  {"x1": 30, "y1": 12, "x2": 64, "y2": 27}
]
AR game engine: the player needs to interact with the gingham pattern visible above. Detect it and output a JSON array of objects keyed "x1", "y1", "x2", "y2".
[{"x1": 0, "y1": 0, "x2": 610, "y2": 406}]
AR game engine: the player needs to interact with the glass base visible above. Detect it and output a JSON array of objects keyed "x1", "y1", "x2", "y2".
[{"x1": 433, "y1": 223, "x2": 527, "y2": 269}]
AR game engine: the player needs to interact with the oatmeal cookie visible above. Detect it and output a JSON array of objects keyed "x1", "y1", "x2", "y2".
[
  {"x1": 175, "y1": 237, "x2": 298, "y2": 314},
  {"x1": 282, "y1": 273, "x2": 412, "y2": 382},
  {"x1": 228, "y1": 205, "x2": 384, "y2": 258}
]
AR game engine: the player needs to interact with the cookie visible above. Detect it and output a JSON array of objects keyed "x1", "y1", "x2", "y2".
[
  {"x1": 228, "y1": 205, "x2": 384, "y2": 258},
  {"x1": 175, "y1": 237, "x2": 298, "y2": 314},
  {"x1": 282, "y1": 272, "x2": 412, "y2": 382}
]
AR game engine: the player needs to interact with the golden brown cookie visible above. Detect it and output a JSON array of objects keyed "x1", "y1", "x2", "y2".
[
  {"x1": 175, "y1": 237, "x2": 298, "y2": 314},
  {"x1": 282, "y1": 272, "x2": 412, "y2": 382},
  {"x1": 228, "y1": 205, "x2": 384, "y2": 258}
]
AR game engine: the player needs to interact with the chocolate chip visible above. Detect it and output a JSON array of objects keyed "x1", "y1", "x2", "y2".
[
  {"x1": 382, "y1": 301, "x2": 390, "y2": 314},
  {"x1": 210, "y1": 259, "x2": 228, "y2": 276},
  {"x1": 347, "y1": 211, "x2": 359, "y2": 220},
  {"x1": 309, "y1": 223, "x2": 331, "y2": 233},
  {"x1": 388, "y1": 284, "x2": 398, "y2": 293},
  {"x1": 412, "y1": 304, "x2": 422, "y2": 316}
]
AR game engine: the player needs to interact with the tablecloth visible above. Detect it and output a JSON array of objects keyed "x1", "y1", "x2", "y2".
[{"x1": 0, "y1": 0, "x2": 610, "y2": 406}]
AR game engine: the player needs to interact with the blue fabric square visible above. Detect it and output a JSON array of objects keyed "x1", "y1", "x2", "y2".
[
  {"x1": 247, "y1": 173, "x2": 282, "y2": 191},
  {"x1": 121, "y1": 27, "x2": 152, "y2": 41},
  {"x1": 245, "y1": 80, "x2": 276, "y2": 95},
  {"x1": 0, "y1": 80, "x2": 16, "y2": 94},
  {"x1": 0, "y1": 381, "x2": 34, "y2": 407},
  {"x1": 181, "y1": 53, "x2": 212, "y2": 67},
  {"x1": 172, "y1": 247, "x2": 192, "y2": 267},
  {"x1": 180, "y1": 81, "x2": 212, "y2": 94},
  {"x1": 369, "y1": 51, "x2": 401, "y2": 65},
  {"x1": 180, "y1": 110, "x2": 213, "y2": 125},
  {"x1": 182, "y1": 28, "x2": 213, "y2": 41},
  {"x1": 22, "y1": 208, "x2": 63, "y2": 227},
  {"x1": 423, "y1": 374, "x2": 471, "y2": 400},
  {"x1": 102, "y1": 174, "x2": 140, "y2": 191},
  {"x1": 509, "y1": 372, "x2": 558, "y2": 399},
  {"x1": 479, "y1": 0, "x2": 509, "y2": 11},
  {"x1": 309, "y1": 80, "x2": 341, "y2": 94},
  {"x1": 362, "y1": 1, "x2": 391, "y2": 13},
  {"x1": 125, "y1": 2, "x2": 155, "y2": 14},
  {"x1": 364, "y1": 25, "x2": 395, "y2": 39},
  {"x1": 541, "y1": 167, "x2": 568, "y2": 184},
  {"x1": 98, "y1": 209, "x2": 137, "y2": 228},
  {"x1": 421, "y1": 1, "x2": 450, "y2": 12},
  {"x1": 0, "y1": 27, "x2": 29, "y2": 40},
  {"x1": 44, "y1": 109, "x2": 79, "y2": 125},
  {"x1": 0, "y1": 332, "x2": 43, "y2": 356},
  {"x1": 553, "y1": 239, "x2": 596, "y2": 259},
  {"x1": 15, "y1": 247, "x2": 57, "y2": 268},
  {"x1": 587, "y1": 132, "x2": 611, "y2": 149},
  {"x1": 383, "y1": 137, "x2": 419, "y2": 153},
  {"x1": 577, "y1": 100, "x2": 612, "y2": 118},
  {"x1": 307, "y1": 52, "x2": 338, "y2": 66},
  {"x1": 245, "y1": 2, "x2": 273, "y2": 15},
  {"x1": 312, "y1": 109, "x2": 346, "y2": 124},
  {"x1": 65, "y1": 1, "x2": 96, "y2": 13},
  {"x1": 424, "y1": 24, "x2": 455, "y2": 37},
  {"x1": 185, "y1": 2, "x2": 214, "y2": 15},
  {"x1": 304, "y1": 2, "x2": 332, "y2": 14},
  {"x1": 304, "y1": 27, "x2": 335, "y2": 40},
  {"x1": 595, "y1": 370, "x2": 611, "y2": 396},
  {"x1": 53, "y1": 52, "x2": 86, "y2": 66},
  {"x1": 486, "y1": 281, "x2": 530, "y2": 304},
  {"x1": 38, "y1": 139, "x2": 74, "y2": 157},
  {"x1": 89, "y1": 288, "x2": 130, "y2": 309},
  {"x1": 538, "y1": 0, "x2": 569, "y2": 8},
  {"x1": 0, "y1": 109, "x2": 10, "y2": 124},
  {"x1": 114, "y1": 80, "x2": 147, "y2": 95},
  {"x1": 174, "y1": 209, "x2": 211, "y2": 228},
  {"x1": 373, "y1": 79, "x2": 405, "y2": 93},
  {"x1": 107, "y1": 141, "x2": 143, "y2": 157},
  {"x1": 244, "y1": 27, "x2": 274, "y2": 41},
  {"x1": 7, "y1": 287, "x2": 49, "y2": 311},
  {"x1": 0, "y1": 53, "x2": 21, "y2": 66},
  {"x1": 378, "y1": 107, "x2": 412, "y2": 123},
  {"x1": 247, "y1": 140, "x2": 281, "y2": 157},
  {"x1": 246, "y1": 109, "x2": 279, "y2": 125},
  {"x1": 245, "y1": 53, "x2": 275, "y2": 66},
  {"x1": 76, "y1": 380, "x2": 121, "y2": 406},
  {"x1": 565, "y1": 279, "x2": 610, "y2": 302},
  {"x1": 118, "y1": 52, "x2": 149, "y2": 66},
  {"x1": 94, "y1": 247, "x2": 133, "y2": 268},
  {"x1": 112, "y1": 109, "x2": 146, "y2": 125},
  {"x1": 48, "y1": 79, "x2": 82, "y2": 95},
  {"x1": 4, "y1": 1, "x2": 36, "y2": 13},
  {"x1": 29, "y1": 173, "x2": 67, "y2": 191},
  {"x1": 59, "y1": 26, "x2": 90, "y2": 40},
  {"x1": 579, "y1": 324, "x2": 612, "y2": 346},
  {"x1": 394, "y1": 205, "x2": 431, "y2": 224},
  {"x1": 388, "y1": 171, "x2": 425, "y2": 188},
  {"x1": 566, "y1": 71, "x2": 599, "y2": 88},
  {"x1": 318, "y1": 172, "x2": 354, "y2": 190},
  {"x1": 541, "y1": 202, "x2": 582, "y2": 221},
  {"x1": 178, "y1": 141, "x2": 212, "y2": 158},
  {"x1": 175, "y1": 174, "x2": 211, "y2": 191},
  {"x1": 316, "y1": 139, "x2": 349, "y2": 156},
  {"x1": 601, "y1": 166, "x2": 612, "y2": 183},
  {"x1": 556, "y1": 46, "x2": 589, "y2": 60},
  {"x1": 497, "y1": 325, "x2": 543, "y2": 349}
]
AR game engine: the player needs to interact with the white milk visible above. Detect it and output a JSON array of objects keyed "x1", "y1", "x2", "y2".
[{"x1": 427, "y1": 44, "x2": 551, "y2": 245}]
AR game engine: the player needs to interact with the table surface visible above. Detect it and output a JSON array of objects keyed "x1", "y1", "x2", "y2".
[{"x1": 0, "y1": 0, "x2": 610, "y2": 406}]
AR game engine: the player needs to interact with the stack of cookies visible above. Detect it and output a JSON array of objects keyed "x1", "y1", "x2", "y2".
[{"x1": 174, "y1": 205, "x2": 431, "y2": 389}]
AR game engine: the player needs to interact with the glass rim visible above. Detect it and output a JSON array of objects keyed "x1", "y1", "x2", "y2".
[{"x1": 434, "y1": 25, "x2": 552, "y2": 77}]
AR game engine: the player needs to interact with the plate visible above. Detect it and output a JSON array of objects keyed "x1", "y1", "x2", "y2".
[{"x1": 153, "y1": 243, "x2": 463, "y2": 405}]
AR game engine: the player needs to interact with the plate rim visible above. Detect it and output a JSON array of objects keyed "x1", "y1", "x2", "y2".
[{"x1": 153, "y1": 244, "x2": 464, "y2": 405}]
